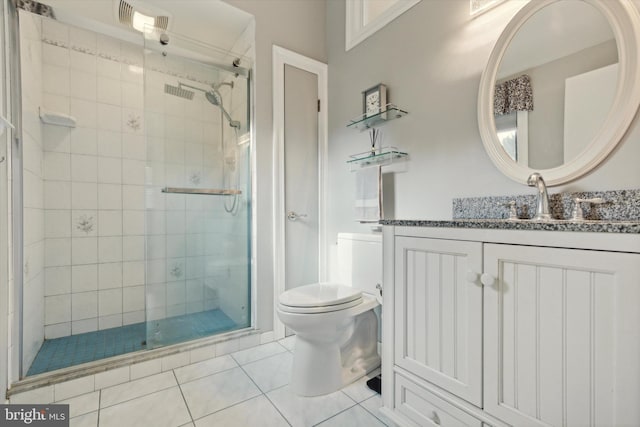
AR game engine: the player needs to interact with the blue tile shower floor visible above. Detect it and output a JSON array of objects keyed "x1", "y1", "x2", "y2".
[{"x1": 27, "y1": 309, "x2": 237, "y2": 376}]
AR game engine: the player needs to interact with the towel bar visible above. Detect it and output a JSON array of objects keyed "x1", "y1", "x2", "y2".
[{"x1": 161, "y1": 187, "x2": 241, "y2": 195}]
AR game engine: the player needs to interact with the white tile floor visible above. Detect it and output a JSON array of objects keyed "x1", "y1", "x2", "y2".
[{"x1": 16, "y1": 336, "x2": 391, "y2": 427}]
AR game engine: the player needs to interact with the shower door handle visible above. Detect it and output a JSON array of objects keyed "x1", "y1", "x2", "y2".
[{"x1": 287, "y1": 211, "x2": 307, "y2": 221}]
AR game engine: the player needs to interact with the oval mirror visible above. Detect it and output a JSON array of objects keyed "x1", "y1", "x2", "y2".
[{"x1": 478, "y1": 0, "x2": 640, "y2": 186}]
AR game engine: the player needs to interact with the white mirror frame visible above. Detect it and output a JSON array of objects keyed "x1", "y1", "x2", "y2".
[{"x1": 478, "y1": 0, "x2": 640, "y2": 186}]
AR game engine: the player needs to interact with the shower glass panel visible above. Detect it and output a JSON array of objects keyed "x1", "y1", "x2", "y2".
[{"x1": 143, "y1": 30, "x2": 252, "y2": 349}]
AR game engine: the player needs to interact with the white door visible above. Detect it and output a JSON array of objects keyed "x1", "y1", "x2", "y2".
[
  {"x1": 272, "y1": 46, "x2": 328, "y2": 339},
  {"x1": 284, "y1": 64, "x2": 319, "y2": 292}
]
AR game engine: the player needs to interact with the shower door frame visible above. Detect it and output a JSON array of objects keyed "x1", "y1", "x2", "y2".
[
  {"x1": 272, "y1": 45, "x2": 328, "y2": 340},
  {"x1": 6, "y1": 0, "x2": 25, "y2": 381},
  {"x1": 1, "y1": 0, "x2": 19, "y2": 392}
]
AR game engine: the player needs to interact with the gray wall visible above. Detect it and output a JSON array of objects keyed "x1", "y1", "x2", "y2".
[
  {"x1": 223, "y1": 0, "x2": 327, "y2": 331},
  {"x1": 326, "y1": 0, "x2": 640, "y2": 242}
]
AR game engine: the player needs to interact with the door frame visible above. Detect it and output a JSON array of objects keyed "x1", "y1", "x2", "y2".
[{"x1": 272, "y1": 46, "x2": 328, "y2": 339}]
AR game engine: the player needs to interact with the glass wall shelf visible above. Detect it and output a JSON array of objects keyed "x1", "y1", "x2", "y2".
[
  {"x1": 347, "y1": 146, "x2": 408, "y2": 170},
  {"x1": 347, "y1": 104, "x2": 408, "y2": 131}
]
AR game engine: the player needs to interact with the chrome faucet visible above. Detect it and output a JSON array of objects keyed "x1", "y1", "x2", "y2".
[{"x1": 527, "y1": 172, "x2": 552, "y2": 221}]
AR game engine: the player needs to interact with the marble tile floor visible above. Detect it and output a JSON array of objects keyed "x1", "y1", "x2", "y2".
[{"x1": 11, "y1": 336, "x2": 391, "y2": 427}]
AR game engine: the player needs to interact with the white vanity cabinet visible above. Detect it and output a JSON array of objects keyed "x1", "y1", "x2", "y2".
[
  {"x1": 381, "y1": 226, "x2": 640, "y2": 427},
  {"x1": 393, "y1": 237, "x2": 483, "y2": 407}
]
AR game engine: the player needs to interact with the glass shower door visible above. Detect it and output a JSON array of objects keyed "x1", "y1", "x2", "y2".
[{"x1": 143, "y1": 30, "x2": 252, "y2": 349}]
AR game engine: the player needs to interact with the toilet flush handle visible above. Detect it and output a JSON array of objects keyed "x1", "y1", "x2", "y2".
[{"x1": 376, "y1": 283, "x2": 382, "y2": 297}]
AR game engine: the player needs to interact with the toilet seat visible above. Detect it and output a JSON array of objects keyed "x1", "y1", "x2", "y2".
[
  {"x1": 278, "y1": 297, "x2": 364, "y2": 314},
  {"x1": 278, "y1": 283, "x2": 363, "y2": 314}
]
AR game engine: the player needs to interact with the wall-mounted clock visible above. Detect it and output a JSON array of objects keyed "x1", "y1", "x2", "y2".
[{"x1": 363, "y1": 84, "x2": 387, "y2": 118}]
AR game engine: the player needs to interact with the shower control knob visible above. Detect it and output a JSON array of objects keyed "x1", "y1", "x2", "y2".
[{"x1": 287, "y1": 211, "x2": 307, "y2": 221}]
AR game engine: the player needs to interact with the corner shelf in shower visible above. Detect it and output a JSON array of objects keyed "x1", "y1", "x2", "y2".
[
  {"x1": 347, "y1": 104, "x2": 408, "y2": 131},
  {"x1": 161, "y1": 187, "x2": 242, "y2": 195},
  {"x1": 347, "y1": 146, "x2": 408, "y2": 171},
  {"x1": 39, "y1": 108, "x2": 76, "y2": 128}
]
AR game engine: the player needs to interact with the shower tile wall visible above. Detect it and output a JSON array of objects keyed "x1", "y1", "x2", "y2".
[
  {"x1": 143, "y1": 51, "x2": 250, "y2": 328},
  {"x1": 38, "y1": 17, "x2": 146, "y2": 339},
  {"x1": 19, "y1": 10, "x2": 45, "y2": 371},
  {"x1": 144, "y1": 65, "x2": 223, "y2": 323}
]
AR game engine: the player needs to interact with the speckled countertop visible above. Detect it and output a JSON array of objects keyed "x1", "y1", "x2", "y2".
[
  {"x1": 452, "y1": 189, "x2": 640, "y2": 222},
  {"x1": 379, "y1": 219, "x2": 640, "y2": 234},
  {"x1": 380, "y1": 189, "x2": 640, "y2": 233}
]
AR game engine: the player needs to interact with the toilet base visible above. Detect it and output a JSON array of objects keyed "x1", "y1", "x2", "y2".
[
  {"x1": 289, "y1": 309, "x2": 380, "y2": 397},
  {"x1": 291, "y1": 338, "x2": 342, "y2": 396},
  {"x1": 290, "y1": 337, "x2": 381, "y2": 397}
]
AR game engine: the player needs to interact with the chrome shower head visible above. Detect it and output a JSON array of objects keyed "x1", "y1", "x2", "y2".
[
  {"x1": 164, "y1": 83, "x2": 194, "y2": 100},
  {"x1": 167, "y1": 82, "x2": 240, "y2": 129},
  {"x1": 205, "y1": 88, "x2": 240, "y2": 128},
  {"x1": 205, "y1": 90, "x2": 221, "y2": 106}
]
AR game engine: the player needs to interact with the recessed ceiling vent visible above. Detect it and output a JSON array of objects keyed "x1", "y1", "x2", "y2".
[
  {"x1": 117, "y1": 1, "x2": 134, "y2": 26},
  {"x1": 155, "y1": 16, "x2": 169, "y2": 31},
  {"x1": 115, "y1": 0, "x2": 171, "y2": 33}
]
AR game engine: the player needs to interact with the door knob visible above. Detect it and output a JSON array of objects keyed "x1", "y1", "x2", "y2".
[
  {"x1": 287, "y1": 211, "x2": 307, "y2": 221},
  {"x1": 466, "y1": 271, "x2": 479, "y2": 283},
  {"x1": 481, "y1": 273, "x2": 496, "y2": 287}
]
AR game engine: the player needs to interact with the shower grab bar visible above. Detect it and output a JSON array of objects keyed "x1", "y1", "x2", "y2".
[{"x1": 161, "y1": 187, "x2": 242, "y2": 196}]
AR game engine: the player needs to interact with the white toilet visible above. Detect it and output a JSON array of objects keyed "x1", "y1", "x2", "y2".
[{"x1": 277, "y1": 233, "x2": 382, "y2": 396}]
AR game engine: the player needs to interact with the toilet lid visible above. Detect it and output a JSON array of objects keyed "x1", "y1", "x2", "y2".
[{"x1": 279, "y1": 283, "x2": 362, "y2": 308}]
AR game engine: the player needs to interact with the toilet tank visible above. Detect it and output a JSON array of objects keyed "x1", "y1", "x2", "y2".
[{"x1": 337, "y1": 233, "x2": 382, "y2": 298}]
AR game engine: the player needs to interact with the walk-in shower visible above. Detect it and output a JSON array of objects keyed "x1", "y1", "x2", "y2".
[{"x1": 16, "y1": 8, "x2": 253, "y2": 377}]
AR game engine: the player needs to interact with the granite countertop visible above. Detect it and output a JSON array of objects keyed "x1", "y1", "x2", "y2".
[
  {"x1": 381, "y1": 189, "x2": 640, "y2": 234},
  {"x1": 380, "y1": 219, "x2": 640, "y2": 234}
]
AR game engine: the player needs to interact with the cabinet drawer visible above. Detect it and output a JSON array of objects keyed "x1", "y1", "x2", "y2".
[{"x1": 395, "y1": 372, "x2": 482, "y2": 427}]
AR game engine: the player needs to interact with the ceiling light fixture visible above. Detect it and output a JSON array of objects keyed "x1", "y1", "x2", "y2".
[{"x1": 132, "y1": 10, "x2": 155, "y2": 32}]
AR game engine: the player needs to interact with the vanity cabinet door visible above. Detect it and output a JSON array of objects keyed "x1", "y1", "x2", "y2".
[
  {"x1": 483, "y1": 244, "x2": 640, "y2": 427},
  {"x1": 394, "y1": 237, "x2": 483, "y2": 406}
]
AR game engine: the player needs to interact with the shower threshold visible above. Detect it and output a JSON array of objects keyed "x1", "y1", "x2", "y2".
[{"x1": 27, "y1": 309, "x2": 236, "y2": 376}]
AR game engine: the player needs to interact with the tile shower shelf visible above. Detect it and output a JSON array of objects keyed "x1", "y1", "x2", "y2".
[{"x1": 347, "y1": 104, "x2": 408, "y2": 131}]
